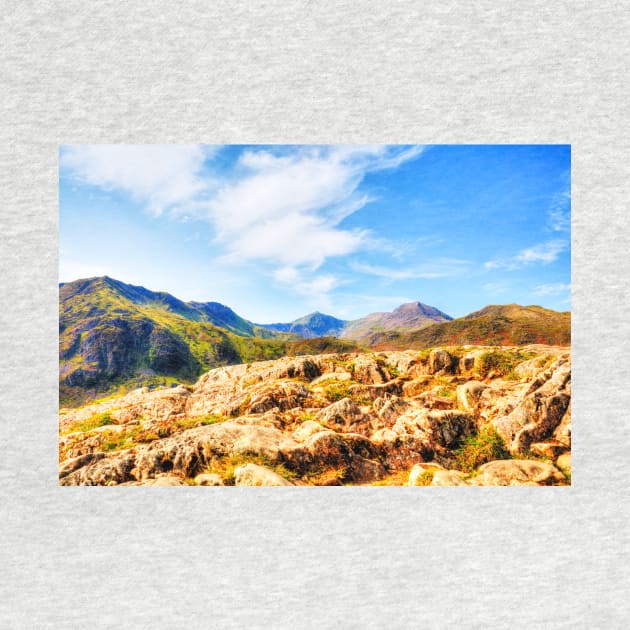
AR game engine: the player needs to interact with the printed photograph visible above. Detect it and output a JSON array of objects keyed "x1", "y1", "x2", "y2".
[{"x1": 59, "y1": 144, "x2": 571, "y2": 486}]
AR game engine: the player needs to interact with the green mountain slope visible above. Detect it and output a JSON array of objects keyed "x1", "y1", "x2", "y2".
[
  {"x1": 60, "y1": 277, "x2": 570, "y2": 407},
  {"x1": 364, "y1": 304, "x2": 570, "y2": 349},
  {"x1": 60, "y1": 277, "x2": 362, "y2": 406}
]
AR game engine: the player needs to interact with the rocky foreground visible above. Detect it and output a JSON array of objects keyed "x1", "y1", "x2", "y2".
[{"x1": 59, "y1": 345, "x2": 571, "y2": 486}]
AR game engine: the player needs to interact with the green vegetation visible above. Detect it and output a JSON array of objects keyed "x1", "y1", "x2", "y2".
[
  {"x1": 323, "y1": 381, "x2": 355, "y2": 402},
  {"x1": 99, "y1": 426, "x2": 143, "y2": 452},
  {"x1": 475, "y1": 349, "x2": 536, "y2": 378},
  {"x1": 304, "y1": 465, "x2": 348, "y2": 486},
  {"x1": 374, "y1": 355, "x2": 400, "y2": 378},
  {"x1": 62, "y1": 411, "x2": 115, "y2": 434},
  {"x1": 453, "y1": 427, "x2": 511, "y2": 473},
  {"x1": 369, "y1": 470, "x2": 410, "y2": 486},
  {"x1": 59, "y1": 277, "x2": 363, "y2": 407},
  {"x1": 437, "y1": 387, "x2": 457, "y2": 399},
  {"x1": 322, "y1": 381, "x2": 371, "y2": 405},
  {"x1": 537, "y1": 354, "x2": 556, "y2": 369},
  {"x1": 173, "y1": 414, "x2": 229, "y2": 431},
  {"x1": 412, "y1": 470, "x2": 435, "y2": 486}
]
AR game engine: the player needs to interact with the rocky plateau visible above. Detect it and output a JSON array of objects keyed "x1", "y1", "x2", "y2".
[{"x1": 59, "y1": 344, "x2": 571, "y2": 486}]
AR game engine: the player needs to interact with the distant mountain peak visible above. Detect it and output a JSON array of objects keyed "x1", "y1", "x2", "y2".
[
  {"x1": 340, "y1": 300, "x2": 452, "y2": 341},
  {"x1": 259, "y1": 311, "x2": 348, "y2": 338}
]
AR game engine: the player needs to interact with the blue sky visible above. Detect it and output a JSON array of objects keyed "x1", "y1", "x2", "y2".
[{"x1": 59, "y1": 144, "x2": 570, "y2": 322}]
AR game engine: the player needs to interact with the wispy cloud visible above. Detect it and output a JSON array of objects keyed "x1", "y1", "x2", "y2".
[
  {"x1": 484, "y1": 239, "x2": 568, "y2": 270},
  {"x1": 351, "y1": 258, "x2": 470, "y2": 280},
  {"x1": 206, "y1": 146, "x2": 426, "y2": 268},
  {"x1": 548, "y1": 189, "x2": 571, "y2": 232},
  {"x1": 61, "y1": 144, "x2": 427, "y2": 305},
  {"x1": 533, "y1": 282, "x2": 571, "y2": 296},
  {"x1": 272, "y1": 266, "x2": 343, "y2": 311},
  {"x1": 60, "y1": 145, "x2": 217, "y2": 215}
]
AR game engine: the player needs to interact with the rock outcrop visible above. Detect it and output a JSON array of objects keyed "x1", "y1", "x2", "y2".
[
  {"x1": 234, "y1": 464, "x2": 294, "y2": 486},
  {"x1": 59, "y1": 345, "x2": 571, "y2": 486}
]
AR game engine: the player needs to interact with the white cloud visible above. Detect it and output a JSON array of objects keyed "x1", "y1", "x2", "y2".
[
  {"x1": 533, "y1": 282, "x2": 571, "y2": 296},
  {"x1": 207, "y1": 145, "x2": 426, "y2": 300},
  {"x1": 60, "y1": 144, "x2": 216, "y2": 215},
  {"x1": 61, "y1": 144, "x2": 427, "y2": 303},
  {"x1": 548, "y1": 190, "x2": 571, "y2": 232},
  {"x1": 206, "y1": 145, "x2": 424, "y2": 238},
  {"x1": 484, "y1": 239, "x2": 568, "y2": 270},
  {"x1": 351, "y1": 258, "x2": 470, "y2": 280},
  {"x1": 273, "y1": 266, "x2": 343, "y2": 311}
]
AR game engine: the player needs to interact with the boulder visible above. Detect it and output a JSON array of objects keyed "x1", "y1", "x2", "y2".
[
  {"x1": 339, "y1": 432, "x2": 380, "y2": 460},
  {"x1": 59, "y1": 453, "x2": 136, "y2": 486},
  {"x1": 458, "y1": 353, "x2": 477, "y2": 374},
  {"x1": 185, "y1": 363, "x2": 249, "y2": 417},
  {"x1": 246, "y1": 381, "x2": 309, "y2": 414},
  {"x1": 552, "y1": 400, "x2": 571, "y2": 448},
  {"x1": 372, "y1": 430, "x2": 427, "y2": 471},
  {"x1": 315, "y1": 398, "x2": 365, "y2": 432},
  {"x1": 402, "y1": 377, "x2": 432, "y2": 398},
  {"x1": 305, "y1": 431, "x2": 353, "y2": 468},
  {"x1": 79, "y1": 422, "x2": 302, "y2": 483},
  {"x1": 352, "y1": 355, "x2": 387, "y2": 384},
  {"x1": 147, "y1": 475, "x2": 185, "y2": 486},
  {"x1": 529, "y1": 441, "x2": 568, "y2": 460},
  {"x1": 349, "y1": 381, "x2": 402, "y2": 402},
  {"x1": 268, "y1": 357, "x2": 321, "y2": 382},
  {"x1": 418, "y1": 410, "x2": 475, "y2": 449},
  {"x1": 59, "y1": 385, "x2": 191, "y2": 432},
  {"x1": 58, "y1": 452, "x2": 105, "y2": 478},
  {"x1": 431, "y1": 470, "x2": 468, "y2": 486},
  {"x1": 292, "y1": 420, "x2": 327, "y2": 443},
  {"x1": 491, "y1": 361, "x2": 571, "y2": 454},
  {"x1": 428, "y1": 349, "x2": 454, "y2": 375},
  {"x1": 234, "y1": 463, "x2": 294, "y2": 486},
  {"x1": 408, "y1": 463, "x2": 444, "y2": 486},
  {"x1": 556, "y1": 452, "x2": 571, "y2": 474},
  {"x1": 471, "y1": 459, "x2": 565, "y2": 486},
  {"x1": 456, "y1": 381, "x2": 488, "y2": 412},
  {"x1": 346, "y1": 455, "x2": 387, "y2": 484},
  {"x1": 372, "y1": 395, "x2": 411, "y2": 427},
  {"x1": 417, "y1": 388, "x2": 457, "y2": 410}
]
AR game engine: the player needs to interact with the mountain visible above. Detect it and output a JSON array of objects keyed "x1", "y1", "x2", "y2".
[
  {"x1": 340, "y1": 301, "x2": 453, "y2": 340},
  {"x1": 258, "y1": 301, "x2": 452, "y2": 340},
  {"x1": 59, "y1": 277, "x2": 360, "y2": 406},
  {"x1": 364, "y1": 304, "x2": 571, "y2": 349},
  {"x1": 59, "y1": 277, "x2": 570, "y2": 407},
  {"x1": 258, "y1": 311, "x2": 348, "y2": 338}
]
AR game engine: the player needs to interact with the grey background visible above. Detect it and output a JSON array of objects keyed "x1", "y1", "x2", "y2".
[{"x1": 1, "y1": 1, "x2": 628, "y2": 628}]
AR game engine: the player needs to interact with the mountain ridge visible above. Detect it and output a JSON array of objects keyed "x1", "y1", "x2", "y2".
[
  {"x1": 59, "y1": 276, "x2": 570, "y2": 407},
  {"x1": 340, "y1": 300, "x2": 453, "y2": 340},
  {"x1": 365, "y1": 303, "x2": 570, "y2": 349},
  {"x1": 59, "y1": 276, "x2": 361, "y2": 405}
]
